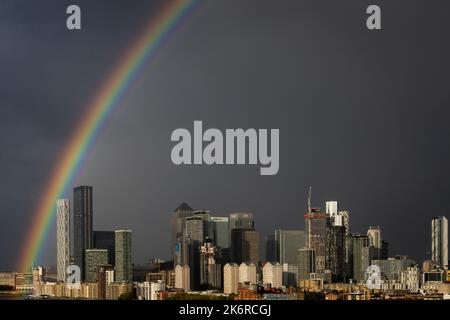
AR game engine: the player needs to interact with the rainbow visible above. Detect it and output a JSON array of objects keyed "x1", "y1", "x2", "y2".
[{"x1": 18, "y1": 0, "x2": 202, "y2": 272}]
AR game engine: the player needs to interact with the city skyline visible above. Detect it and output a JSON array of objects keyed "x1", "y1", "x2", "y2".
[
  {"x1": 0, "y1": 182, "x2": 448, "y2": 300},
  {"x1": 2, "y1": 0, "x2": 450, "y2": 273},
  {"x1": 1, "y1": 183, "x2": 448, "y2": 271},
  {"x1": 12, "y1": 184, "x2": 449, "y2": 273}
]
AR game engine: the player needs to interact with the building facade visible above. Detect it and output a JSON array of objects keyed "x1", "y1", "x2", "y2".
[
  {"x1": 326, "y1": 223, "x2": 345, "y2": 282},
  {"x1": 175, "y1": 264, "x2": 190, "y2": 292},
  {"x1": 85, "y1": 249, "x2": 108, "y2": 283},
  {"x1": 171, "y1": 203, "x2": 194, "y2": 266},
  {"x1": 73, "y1": 186, "x2": 93, "y2": 280},
  {"x1": 431, "y1": 216, "x2": 448, "y2": 270},
  {"x1": 262, "y1": 262, "x2": 283, "y2": 289},
  {"x1": 115, "y1": 230, "x2": 132, "y2": 282},
  {"x1": 223, "y1": 263, "x2": 239, "y2": 294},
  {"x1": 275, "y1": 229, "x2": 305, "y2": 265},
  {"x1": 93, "y1": 231, "x2": 115, "y2": 266},
  {"x1": 297, "y1": 248, "x2": 316, "y2": 281},
  {"x1": 57, "y1": 199, "x2": 70, "y2": 282},
  {"x1": 199, "y1": 239, "x2": 222, "y2": 289},
  {"x1": 305, "y1": 208, "x2": 326, "y2": 274},
  {"x1": 238, "y1": 262, "x2": 257, "y2": 285},
  {"x1": 230, "y1": 229, "x2": 259, "y2": 266}
]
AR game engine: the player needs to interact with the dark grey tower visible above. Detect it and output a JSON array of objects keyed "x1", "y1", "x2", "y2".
[
  {"x1": 73, "y1": 186, "x2": 93, "y2": 280},
  {"x1": 171, "y1": 203, "x2": 194, "y2": 266}
]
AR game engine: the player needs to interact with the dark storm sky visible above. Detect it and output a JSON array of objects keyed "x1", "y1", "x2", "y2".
[{"x1": 1, "y1": 0, "x2": 449, "y2": 270}]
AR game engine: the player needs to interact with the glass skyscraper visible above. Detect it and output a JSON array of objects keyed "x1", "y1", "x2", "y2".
[
  {"x1": 73, "y1": 186, "x2": 93, "y2": 280},
  {"x1": 93, "y1": 231, "x2": 116, "y2": 265},
  {"x1": 274, "y1": 229, "x2": 305, "y2": 265}
]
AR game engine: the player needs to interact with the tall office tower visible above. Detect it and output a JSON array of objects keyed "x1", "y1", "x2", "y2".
[
  {"x1": 275, "y1": 230, "x2": 305, "y2": 265},
  {"x1": 262, "y1": 262, "x2": 283, "y2": 289},
  {"x1": 326, "y1": 201, "x2": 338, "y2": 218},
  {"x1": 339, "y1": 210, "x2": 351, "y2": 279},
  {"x1": 98, "y1": 264, "x2": 114, "y2": 299},
  {"x1": 223, "y1": 263, "x2": 239, "y2": 294},
  {"x1": 229, "y1": 213, "x2": 254, "y2": 236},
  {"x1": 85, "y1": 249, "x2": 108, "y2": 282},
  {"x1": 185, "y1": 211, "x2": 211, "y2": 242},
  {"x1": 304, "y1": 187, "x2": 326, "y2": 275},
  {"x1": 184, "y1": 211, "x2": 211, "y2": 289},
  {"x1": 297, "y1": 248, "x2": 316, "y2": 280},
  {"x1": 199, "y1": 239, "x2": 222, "y2": 289},
  {"x1": 175, "y1": 264, "x2": 191, "y2": 292},
  {"x1": 93, "y1": 231, "x2": 115, "y2": 265},
  {"x1": 431, "y1": 216, "x2": 448, "y2": 270},
  {"x1": 339, "y1": 211, "x2": 350, "y2": 237},
  {"x1": 56, "y1": 199, "x2": 70, "y2": 282},
  {"x1": 326, "y1": 221, "x2": 345, "y2": 282},
  {"x1": 230, "y1": 229, "x2": 259, "y2": 266},
  {"x1": 115, "y1": 230, "x2": 132, "y2": 282},
  {"x1": 305, "y1": 209, "x2": 326, "y2": 274},
  {"x1": 367, "y1": 226, "x2": 382, "y2": 259},
  {"x1": 73, "y1": 186, "x2": 93, "y2": 279},
  {"x1": 265, "y1": 234, "x2": 276, "y2": 262},
  {"x1": 238, "y1": 262, "x2": 257, "y2": 285},
  {"x1": 210, "y1": 216, "x2": 230, "y2": 264},
  {"x1": 348, "y1": 234, "x2": 371, "y2": 282},
  {"x1": 210, "y1": 217, "x2": 229, "y2": 248},
  {"x1": 171, "y1": 203, "x2": 194, "y2": 265},
  {"x1": 340, "y1": 211, "x2": 350, "y2": 235}
]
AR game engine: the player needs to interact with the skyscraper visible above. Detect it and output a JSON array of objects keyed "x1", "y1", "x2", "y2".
[
  {"x1": 73, "y1": 186, "x2": 93, "y2": 279},
  {"x1": 171, "y1": 203, "x2": 194, "y2": 265},
  {"x1": 230, "y1": 229, "x2": 259, "y2": 266},
  {"x1": 185, "y1": 211, "x2": 211, "y2": 242},
  {"x1": 326, "y1": 201, "x2": 338, "y2": 216},
  {"x1": 348, "y1": 234, "x2": 371, "y2": 282},
  {"x1": 98, "y1": 264, "x2": 114, "y2": 299},
  {"x1": 305, "y1": 188, "x2": 326, "y2": 275},
  {"x1": 56, "y1": 199, "x2": 70, "y2": 282},
  {"x1": 367, "y1": 226, "x2": 382, "y2": 248},
  {"x1": 210, "y1": 216, "x2": 230, "y2": 264},
  {"x1": 326, "y1": 222, "x2": 345, "y2": 282},
  {"x1": 210, "y1": 217, "x2": 229, "y2": 248},
  {"x1": 274, "y1": 230, "x2": 305, "y2": 265},
  {"x1": 305, "y1": 207, "x2": 326, "y2": 274},
  {"x1": 199, "y1": 239, "x2": 222, "y2": 289},
  {"x1": 431, "y1": 216, "x2": 448, "y2": 270},
  {"x1": 264, "y1": 234, "x2": 276, "y2": 262},
  {"x1": 93, "y1": 231, "x2": 116, "y2": 265},
  {"x1": 297, "y1": 248, "x2": 316, "y2": 280},
  {"x1": 229, "y1": 212, "x2": 258, "y2": 266},
  {"x1": 340, "y1": 211, "x2": 350, "y2": 234},
  {"x1": 115, "y1": 230, "x2": 132, "y2": 282},
  {"x1": 183, "y1": 211, "x2": 211, "y2": 289},
  {"x1": 229, "y1": 213, "x2": 254, "y2": 235},
  {"x1": 85, "y1": 249, "x2": 108, "y2": 283}
]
